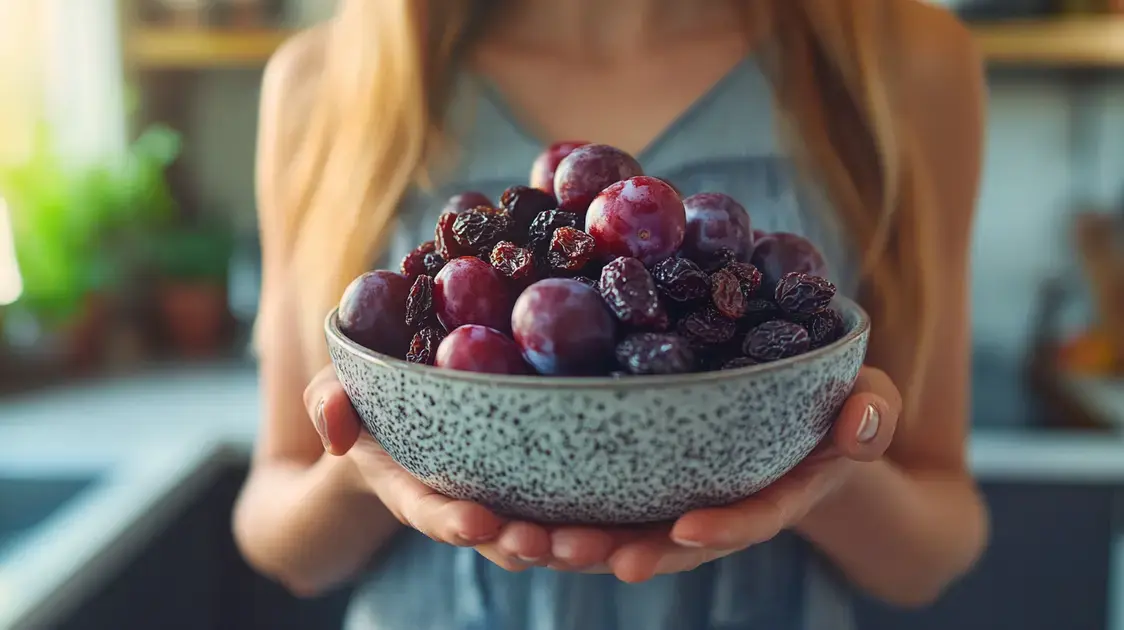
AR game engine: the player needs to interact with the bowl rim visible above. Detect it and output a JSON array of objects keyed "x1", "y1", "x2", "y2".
[{"x1": 325, "y1": 296, "x2": 870, "y2": 390}]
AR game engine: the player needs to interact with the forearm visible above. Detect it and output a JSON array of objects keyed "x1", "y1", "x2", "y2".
[
  {"x1": 232, "y1": 453, "x2": 401, "y2": 596},
  {"x1": 794, "y1": 458, "x2": 988, "y2": 607}
]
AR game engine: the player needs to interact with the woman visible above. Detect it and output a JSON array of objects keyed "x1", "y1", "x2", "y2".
[{"x1": 233, "y1": 1, "x2": 989, "y2": 628}]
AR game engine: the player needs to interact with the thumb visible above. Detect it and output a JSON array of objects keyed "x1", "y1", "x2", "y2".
[
  {"x1": 832, "y1": 366, "x2": 900, "y2": 461},
  {"x1": 303, "y1": 365, "x2": 363, "y2": 455}
]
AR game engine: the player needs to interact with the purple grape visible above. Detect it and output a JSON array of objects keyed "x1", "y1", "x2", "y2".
[
  {"x1": 682, "y1": 193, "x2": 753, "y2": 262},
  {"x1": 443, "y1": 191, "x2": 493, "y2": 215},
  {"x1": 553, "y1": 144, "x2": 644, "y2": 216},
  {"x1": 530, "y1": 141, "x2": 589, "y2": 196},
  {"x1": 750, "y1": 232, "x2": 829, "y2": 291},
  {"x1": 337, "y1": 270, "x2": 412, "y2": 357},
  {"x1": 434, "y1": 325, "x2": 529, "y2": 375},
  {"x1": 511, "y1": 278, "x2": 617, "y2": 375},
  {"x1": 586, "y1": 176, "x2": 686, "y2": 267},
  {"x1": 434, "y1": 257, "x2": 513, "y2": 333}
]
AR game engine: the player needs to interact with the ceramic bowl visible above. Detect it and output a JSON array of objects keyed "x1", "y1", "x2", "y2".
[{"x1": 325, "y1": 297, "x2": 869, "y2": 524}]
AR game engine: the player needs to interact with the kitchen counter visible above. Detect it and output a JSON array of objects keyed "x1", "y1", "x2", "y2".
[{"x1": 2, "y1": 363, "x2": 1124, "y2": 629}]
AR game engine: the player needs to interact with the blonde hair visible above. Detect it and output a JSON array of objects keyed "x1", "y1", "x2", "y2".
[{"x1": 276, "y1": 0, "x2": 937, "y2": 411}]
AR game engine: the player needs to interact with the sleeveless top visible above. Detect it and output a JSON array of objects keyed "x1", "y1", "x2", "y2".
[{"x1": 347, "y1": 56, "x2": 861, "y2": 630}]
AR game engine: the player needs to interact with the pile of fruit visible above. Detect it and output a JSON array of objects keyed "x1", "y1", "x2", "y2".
[{"x1": 337, "y1": 142, "x2": 843, "y2": 377}]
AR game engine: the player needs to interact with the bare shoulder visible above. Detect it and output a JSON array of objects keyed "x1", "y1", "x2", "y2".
[{"x1": 892, "y1": 0, "x2": 987, "y2": 236}]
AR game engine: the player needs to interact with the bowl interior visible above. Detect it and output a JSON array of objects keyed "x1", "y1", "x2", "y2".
[{"x1": 325, "y1": 296, "x2": 870, "y2": 389}]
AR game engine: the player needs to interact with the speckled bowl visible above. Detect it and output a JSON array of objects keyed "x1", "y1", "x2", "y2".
[{"x1": 325, "y1": 298, "x2": 869, "y2": 525}]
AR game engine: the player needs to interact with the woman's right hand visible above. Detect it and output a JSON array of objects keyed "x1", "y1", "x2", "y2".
[{"x1": 303, "y1": 365, "x2": 616, "y2": 572}]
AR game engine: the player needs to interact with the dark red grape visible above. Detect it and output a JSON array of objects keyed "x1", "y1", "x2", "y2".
[
  {"x1": 500, "y1": 185, "x2": 557, "y2": 235},
  {"x1": 615, "y1": 333, "x2": 695, "y2": 375},
  {"x1": 512, "y1": 278, "x2": 617, "y2": 375},
  {"x1": 682, "y1": 193, "x2": 753, "y2": 263},
  {"x1": 338, "y1": 270, "x2": 412, "y2": 357},
  {"x1": 599, "y1": 257, "x2": 666, "y2": 329},
  {"x1": 452, "y1": 207, "x2": 512, "y2": 251},
  {"x1": 405, "y1": 275, "x2": 435, "y2": 328},
  {"x1": 490, "y1": 241, "x2": 535, "y2": 280},
  {"x1": 586, "y1": 176, "x2": 686, "y2": 267},
  {"x1": 434, "y1": 257, "x2": 513, "y2": 333},
  {"x1": 750, "y1": 232, "x2": 829, "y2": 291},
  {"x1": 724, "y1": 262, "x2": 762, "y2": 296},
  {"x1": 548, "y1": 226, "x2": 596, "y2": 271},
  {"x1": 677, "y1": 308, "x2": 737, "y2": 347},
  {"x1": 530, "y1": 141, "x2": 589, "y2": 196},
  {"x1": 553, "y1": 144, "x2": 644, "y2": 215},
  {"x1": 443, "y1": 191, "x2": 492, "y2": 215},
  {"x1": 434, "y1": 325, "x2": 530, "y2": 375},
  {"x1": 775, "y1": 272, "x2": 836, "y2": 316},
  {"x1": 406, "y1": 326, "x2": 446, "y2": 365},
  {"x1": 652, "y1": 257, "x2": 709, "y2": 303},
  {"x1": 805, "y1": 308, "x2": 844, "y2": 348},
  {"x1": 400, "y1": 241, "x2": 438, "y2": 280},
  {"x1": 743, "y1": 320, "x2": 810, "y2": 362}
]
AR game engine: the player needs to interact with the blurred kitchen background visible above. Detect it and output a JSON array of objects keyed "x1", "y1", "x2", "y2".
[{"x1": 2, "y1": 0, "x2": 1124, "y2": 628}]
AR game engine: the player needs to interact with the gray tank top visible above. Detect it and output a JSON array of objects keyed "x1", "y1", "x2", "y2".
[{"x1": 348, "y1": 57, "x2": 860, "y2": 630}]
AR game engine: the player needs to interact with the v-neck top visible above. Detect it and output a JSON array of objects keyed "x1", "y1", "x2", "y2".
[{"x1": 354, "y1": 56, "x2": 860, "y2": 630}]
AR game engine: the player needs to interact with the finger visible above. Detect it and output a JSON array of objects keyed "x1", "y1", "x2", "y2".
[
  {"x1": 303, "y1": 366, "x2": 361, "y2": 455},
  {"x1": 495, "y1": 521, "x2": 552, "y2": 565},
  {"x1": 833, "y1": 367, "x2": 900, "y2": 461},
  {"x1": 474, "y1": 545, "x2": 533, "y2": 573},
  {"x1": 368, "y1": 461, "x2": 505, "y2": 546},
  {"x1": 608, "y1": 532, "x2": 712, "y2": 583},
  {"x1": 548, "y1": 526, "x2": 618, "y2": 569}
]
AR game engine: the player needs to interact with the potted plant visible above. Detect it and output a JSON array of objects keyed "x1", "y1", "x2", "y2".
[{"x1": 151, "y1": 219, "x2": 235, "y2": 358}]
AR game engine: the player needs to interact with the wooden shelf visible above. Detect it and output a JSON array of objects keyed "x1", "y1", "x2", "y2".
[
  {"x1": 973, "y1": 18, "x2": 1124, "y2": 67},
  {"x1": 127, "y1": 28, "x2": 295, "y2": 69},
  {"x1": 127, "y1": 20, "x2": 1124, "y2": 70}
]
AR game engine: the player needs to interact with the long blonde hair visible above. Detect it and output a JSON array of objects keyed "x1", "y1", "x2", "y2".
[{"x1": 277, "y1": 0, "x2": 937, "y2": 411}]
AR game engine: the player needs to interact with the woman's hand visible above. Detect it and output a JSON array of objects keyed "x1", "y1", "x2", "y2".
[
  {"x1": 305, "y1": 365, "x2": 591, "y2": 570},
  {"x1": 588, "y1": 366, "x2": 903, "y2": 582}
]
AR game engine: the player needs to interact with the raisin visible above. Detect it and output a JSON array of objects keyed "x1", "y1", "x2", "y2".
[
  {"x1": 710, "y1": 268, "x2": 748, "y2": 320},
  {"x1": 805, "y1": 308, "x2": 844, "y2": 348},
  {"x1": 615, "y1": 333, "x2": 696, "y2": 375},
  {"x1": 453, "y1": 207, "x2": 513, "y2": 251},
  {"x1": 476, "y1": 244, "x2": 495, "y2": 262},
  {"x1": 435, "y1": 211, "x2": 466, "y2": 260},
  {"x1": 548, "y1": 226, "x2": 596, "y2": 271},
  {"x1": 742, "y1": 320, "x2": 810, "y2": 362},
  {"x1": 422, "y1": 251, "x2": 446, "y2": 276},
  {"x1": 724, "y1": 262, "x2": 763, "y2": 296},
  {"x1": 696, "y1": 247, "x2": 737, "y2": 273},
  {"x1": 572, "y1": 275, "x2": 598, "y2": 289},
  {"x1": 722, "y1": 356, "x2": 759, "y2": 370},
  {"x1": 528, "y1": 210, "x2": 579, "y2": 253},
  {"x1": 490, "y1": 241, "x2": 535, "y2": 279},
  {"x1": 599, "y1": 257, "x2": 668, "y2": 329},
  {"x1": 405, "y1": 275, "x2": 435, "y2": 328},
  {"x1": 745, "y1": 297, "x2": 780, "y2": 321},
  {"x1": 652, "y1": 257, "x2": 709, "y2": 303},
  {"x1": 500, "y1": 185, "x2": 558, "y2": 235},
  {"x1": 775, "y1": 272, "x2": 836, "y2": 316},
  {"x1": 406, "y1": 326, "x2": 446, "y2": 365},
  {"x1": 400, "y1": 241, "x2": 437, "y2": 279},
  {"x1": 677, "y1": 308, "x2": 737, "y2": 347}
]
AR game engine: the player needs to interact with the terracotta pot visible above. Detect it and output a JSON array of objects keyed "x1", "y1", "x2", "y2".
[{"x1": 158, "y1": 282, "x2": 230, "y2": 358}]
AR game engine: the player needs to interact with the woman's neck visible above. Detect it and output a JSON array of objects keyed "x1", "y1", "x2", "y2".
[{"x1": 491, "y1": 0, "x2": 745, "y2": 62}]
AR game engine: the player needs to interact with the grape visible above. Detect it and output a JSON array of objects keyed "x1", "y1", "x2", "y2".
[
  {"x1": 548, "y1": 226, "x2": 596, "y2": 271},
  {"x1": 337, "y1": 270, "x2": 412, "y2": 357},
  {"x1": 490, "y1": 241, "x2": 535, "y2": 280},
  {"x1": 805, "y1": 308, "x2": 844, "y2": 348},
  {"x1": 652, "y1": 257, "x2": 708, "y2": 303},
  {"x1": 527, "y1": 210, "x2": 579, "y2": 254},
  {"x1": 553, "y1": 144, "x2": 644, "y2": 215},
  {"x1": 443, "y1": 191, "x2": 492, "y2": 215},
  {"x1": 512, "y1": 278, "x2": 617, "y2": 375},
  {"x1": 530, "y1": 141, "x2": 589, "y2": 196},
  {"x1": 682, "y1": 193, "x2": 753, "y2": 262},
  {"x1": 434, "y1": 325, "x2": 529, "y2": 375},
  {"x1": 434, "y1": 257, "x2": 513, "y2": 333},
  {"x1": 599, "y1": 257, "x2": 666, "y2": 329},
  {"x1": 775, "y1": 272, "x2": 836, "y2": 316},
  {"x1": 750, "y1": 232, "x2": 829, "y2": 291},
  {"x1": 586, "y1": 176, "x2": 686, "y2": 267},
  {"x1": 615, "y1": 333, "x2": 695, "y2": 375},
  {"x1": 452, "y1": 207, "x2": 513, "y2": 251},
  {"x1": 400, "y1": 241, "x2": 439, "y2": 280},
  {"x1": 743, "y1": 320, "x2": 811, "y2": 362}
]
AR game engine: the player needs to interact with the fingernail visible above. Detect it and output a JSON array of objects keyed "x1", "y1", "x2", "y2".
[
  {"x1": 671, "y1": 536, "x2": 704, "y2": 548},
  {"x1": 516, "y1": 554, "x2": 542, "y2": 564},
  {"x1": 857, "y1": 404, "x2": 880, "y2": 443},
  {"x1": 314, "y1": 400, "x2": 331, "y2": 450},
  {"x1": 551, "y1": 535, "x2": 578, "y2": 562}
]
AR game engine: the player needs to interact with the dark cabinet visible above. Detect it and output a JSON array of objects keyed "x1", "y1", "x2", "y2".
[{"x1": 856, "y1": 483, "x2": 1116, "y2": 630}]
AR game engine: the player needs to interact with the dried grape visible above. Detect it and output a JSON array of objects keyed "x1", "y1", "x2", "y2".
[
  {"x1": 775, "y1": 272, "x2": 836, "y2": 316},
  {"x1": 406, "y1": 326, "x2": 446, "y2": 365},
  {"x1": 405, "y1": 275, "x2": 436, "y2": 328},
  {"x1": 743, "y1": 320, "x2": 811, "y2": 362},
  {"x1": 652, "y1": 257, "x2": 708, "y2": 303},
  {"x1": 548, "y1": 227, "x2": 596, "y2": 271},
  {"x1": 615, "y1": 333, "x2": 696, "y2": 375},
  {"x1": 599, "y1": 257, "x2": 667, "y2": 329},
  {"x1": 490, "y1": 241, "x2": 535, "y2": 280}
]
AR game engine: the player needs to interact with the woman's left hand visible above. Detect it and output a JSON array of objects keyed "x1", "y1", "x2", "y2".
[{"x1": 475, "y1": 366, "x2": 901, "y2": 581}]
